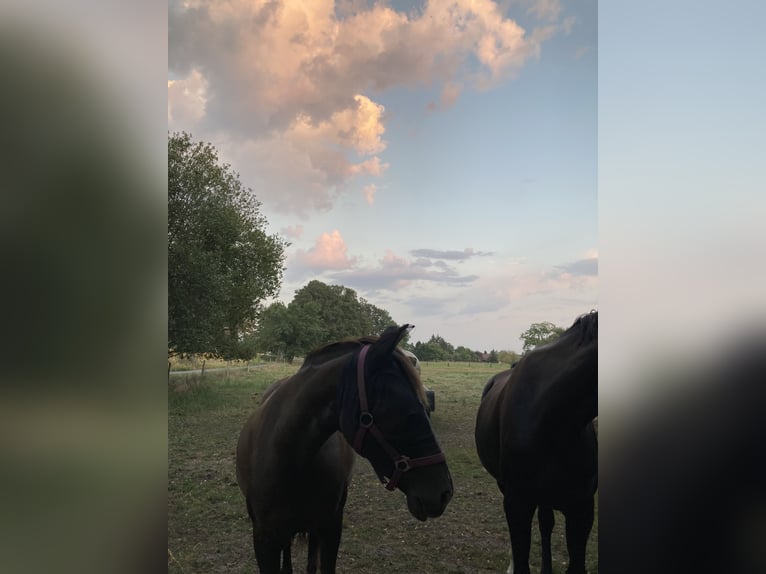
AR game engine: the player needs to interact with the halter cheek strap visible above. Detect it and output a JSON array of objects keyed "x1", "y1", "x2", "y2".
[{"x1": 352, "y1": 345, "x2": 447, "y2": 491}]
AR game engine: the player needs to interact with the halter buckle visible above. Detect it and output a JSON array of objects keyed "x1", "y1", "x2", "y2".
[
  {"x1": 394, "y1": 456, "x2": 410, "y2": 472},
  {"x1": 359, "y1": 411, "x2": 373, "y2": 428}
]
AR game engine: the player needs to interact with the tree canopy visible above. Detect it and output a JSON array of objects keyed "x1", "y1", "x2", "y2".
[
  {"x1": 255, "y1": 280, "x2": 397, "y2": 362},
  {"x1": 519, "y1": 321, "x2": 565, "y2": 352},
  {"x1": 253, "y1": 280, "x2": 565, "y2": 366},
  {"x1": 168, "y1": 132, "x2": 287, "y2": 358}
]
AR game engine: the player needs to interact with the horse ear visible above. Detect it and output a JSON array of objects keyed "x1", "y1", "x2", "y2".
[{"x1": 367, "y1": 324, "x2": 413, "y2": 370}]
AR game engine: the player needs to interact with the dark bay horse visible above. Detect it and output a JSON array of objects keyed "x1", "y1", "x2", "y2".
[
  {"x1": 236, "y1": 324, "x2": 453, "y2": 573},
  {"x1": 475, "y1": 311, "x2": 597, "y2": 574}
]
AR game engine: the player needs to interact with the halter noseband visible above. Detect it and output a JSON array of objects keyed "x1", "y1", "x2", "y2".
[{"x1": 351, "y1": 344, "x2": 447, "y2": 491}]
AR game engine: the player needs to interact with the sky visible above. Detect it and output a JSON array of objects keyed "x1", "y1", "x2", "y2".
[
  {"x1": 597, "y1": 0, "x2": 766, "y2": 400},
  {"x1": 168, "y1": 0, "x2": 598, "y2": 352}
]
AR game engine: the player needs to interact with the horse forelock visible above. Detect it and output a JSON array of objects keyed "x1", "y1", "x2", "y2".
[{"x1": 393, "y1": 348, "x2": 428, "y2": 407}]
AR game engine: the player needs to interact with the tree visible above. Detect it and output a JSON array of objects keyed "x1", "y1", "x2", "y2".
[
  {"x1": 498, "y1": 350, "x2": 521, "y2": 365},
  {"x1": 252, "y1": 302, "x2": 318, "y2": 363},
  {"x1": 359, "y1": 297, "x2": 397, "y2": 338},
  {"x1": 488, "y1": 349, "x2": 499, "y2": 363},
  {"x1": 519, "y1": 321, "x2": 565, "y2": 352},
  {"x1": 428, "y1": 334, "x2": 455, "y2": 359},
  {"x1": 255, "y1": 280, "x2": 401, "y2": 360},
  {"x1": 454, "y1": 346, "x2": 477, "y2": 362},
  {"x1": 413, "y1": 340, "x2": 449, "y2": 362},
  {"x1": 289, "y1": 281, "x2": 370, "y2": 349},
  {"x1": 168, "y1": 132, "x2": 287, "y2": 358}
]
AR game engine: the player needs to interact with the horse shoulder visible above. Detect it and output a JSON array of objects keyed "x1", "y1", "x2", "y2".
[{"x1": 476, "y1": 371, "x2": 513, "y2": 480}]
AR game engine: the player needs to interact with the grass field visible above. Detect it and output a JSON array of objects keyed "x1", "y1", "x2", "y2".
[
  {"x1": 168, "y1": 361, "x2": 598, "y2": 573},
  {"x1": 168, "y1": 355, "x2": 265, "y2": 372}
]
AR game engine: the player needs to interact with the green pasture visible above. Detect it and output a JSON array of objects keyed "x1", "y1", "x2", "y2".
[{"x1": 168, "y1": 361, "x2": 598, "y2": 573}]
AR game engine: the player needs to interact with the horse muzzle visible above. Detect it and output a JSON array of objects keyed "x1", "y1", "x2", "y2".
[{"x1": 401, "y1": 464, "x2": 453, "y2": 521}]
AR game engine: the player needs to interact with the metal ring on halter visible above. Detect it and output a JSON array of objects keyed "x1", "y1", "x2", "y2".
[
  {"x1": 359, "y1": 411, "x2": 374, "y2": 428},
  {"x1": 394, "y1": 456, "x2": 410, "y2": 472}
]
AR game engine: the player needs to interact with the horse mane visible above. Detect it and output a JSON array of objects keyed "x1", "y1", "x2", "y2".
[
  {"x1": 562, "y1": 309, "x2": 598, "y2": 347},
  {"x1": 298, "y1": 335, "x2": 428, "y2": 406},
  {"x1": 299, "y1": 337, "x2": 377, "y2": 369}
]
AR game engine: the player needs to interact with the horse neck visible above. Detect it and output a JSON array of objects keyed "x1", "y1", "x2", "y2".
[
  {"x1": 533, "y1": 344, "x2": 597, "y2": 446},
  {"x1": 275, "y1": 355, "x2": 349, "y2": 463},
  {"x1": 505, "y1": 343, "x2": 596, "y2": 451}
]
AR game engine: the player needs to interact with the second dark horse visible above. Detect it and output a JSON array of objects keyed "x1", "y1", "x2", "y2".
[{"x1": 475, "y1": 312, "x2": 598, "y2": 574}]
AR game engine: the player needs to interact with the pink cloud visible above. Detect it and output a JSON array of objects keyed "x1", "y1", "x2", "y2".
[
  {"x1": 169, "y1": 0, "x2": 564, "y2": 214},
  {"x1": 294, "y1": 230, "x2": 357, "y2": 270},
  {"x1": 363, "y1": 184, "x2": 377, "y2": 205}
]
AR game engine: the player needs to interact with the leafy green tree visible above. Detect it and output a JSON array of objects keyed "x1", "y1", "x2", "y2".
[
  {"x1": 454, "y1": 346, "x2": 477, "y2": 362},
  {"x1": 428, "y1": 334, "x2": 455, "y2": 360},
  {"x1": 360, "y1": 297, "x2": 397, "y2": 338},
  {"x1": 253, "y1": 301, "x2": 326, "y2": 363},
  {"x1": 168, "y1": 132, "x2": 287, "y2": 358},
  {"x1": 289, "y1": 281, "x2": 370, "y2": 348},
  {"x1": 498, "y1": 350, "x2": 521, "y2": 365},
  {"x1": 519, "y1": 321, "x2": 565, "y2": 352},
  {"x1": 488, "y1": 349, "x2": 499, "y2": 363},
  {"x1": 255, "y1": 281, "x2": 402, "y2": 360},
  {"x1": 413, "y1": 340, "x2": 449, "y2": 362}
]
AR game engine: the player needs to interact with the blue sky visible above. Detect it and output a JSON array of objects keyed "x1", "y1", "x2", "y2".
[{"x1": 169, "y1": 0, "x2": 598, "y2": 351}]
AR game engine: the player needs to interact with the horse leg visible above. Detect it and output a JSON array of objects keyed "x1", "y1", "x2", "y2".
[
  {"x1": 563, "y1": 498, "x2": 594, "y2": 574},
  {"x1": 306, "y1": 531, "x2": 319, "y2": 574},
  {"x1": 281, "y1": 539, "x2": 293, "y2": 574},
  {"x1": 503, "y1": 495, "x2": 536, "y2": 574},
  {"x1": 538, "y1": 506, "x2": 554, "y2": 574},
  {"x1": 253, "y1": 531, "x2": 282, "y2": 574},
  {"x1": 317, "y1": 486, "x2": 348, "y2": 574}
]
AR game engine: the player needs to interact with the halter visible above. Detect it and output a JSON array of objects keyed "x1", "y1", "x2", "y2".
[{"x1": 351, "y1": 344, "x2": 447, "y2": 491}]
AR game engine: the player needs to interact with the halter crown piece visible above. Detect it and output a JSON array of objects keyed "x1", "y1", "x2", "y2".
[{"x1": 350, "y1": 344, "x2": 446, "y2": 491}]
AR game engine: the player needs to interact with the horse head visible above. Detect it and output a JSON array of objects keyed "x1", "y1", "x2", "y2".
[{"x1": 338, "y1": 324, "x2": 453, "y2": 521}]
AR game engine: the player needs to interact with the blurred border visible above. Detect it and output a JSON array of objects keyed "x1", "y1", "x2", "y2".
[
  {"x1": 599, "y1": 1, "x2": 765, "y2": 572},
  {"x1": 0, "y1": 2, "x2": 167, "y2": 573}
]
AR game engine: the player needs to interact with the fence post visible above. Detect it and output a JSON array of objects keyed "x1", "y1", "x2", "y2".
[
  {"x1": 201, "y1": 359, "x2": 206, "y2": 378},
  {"x1": 168, "y1": 361, "x2": 171, "y2": 383}
]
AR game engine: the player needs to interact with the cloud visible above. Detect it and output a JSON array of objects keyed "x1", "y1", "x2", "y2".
[
  {"x1": 575, "y1": 46, "x2": 590, "y2": 59},
  {"x1": 330, "y1": 250, "x2": 480, "y2": 291},
  {"x1": 562, "y1": 15, "x2": 576, "y2": 35},
  {"x1": 525, "y1": 0, "x2": 563, "y2": 21},
  {"x1": 169, "y1": 0, "x2": 560, "y2": 214},
  {"x1": 293, "y1": 230, "x2": 357, "y2": 271},
  {"x1": 410, "y1": 247, "x2": 494, "y2": 260},
  {"x1": 436, "y1": 256, "x2": 597, "y2": 317},
  {"x1": 278, "y1": 248, "x2": 597, "y2": 350},
  {"x1": 167, "y1": 69, "x2": 208, "y2": 125},
  {"x1": 428, "y1": 81, "x2": 464, "y2": 111},
  {"x1": 280, "y1": 225, "x2": 304, "y2": 240},
  {"x1": 554, "y1": 255, "x2": 598, "y2": 277},
  {"x1": 363, "y1": 184, "x2": 377, "y2": 205}
]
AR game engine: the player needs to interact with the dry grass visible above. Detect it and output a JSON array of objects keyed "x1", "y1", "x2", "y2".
[{"x1": 168, "y1": 362, "x2": 598, "y2": 573}]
